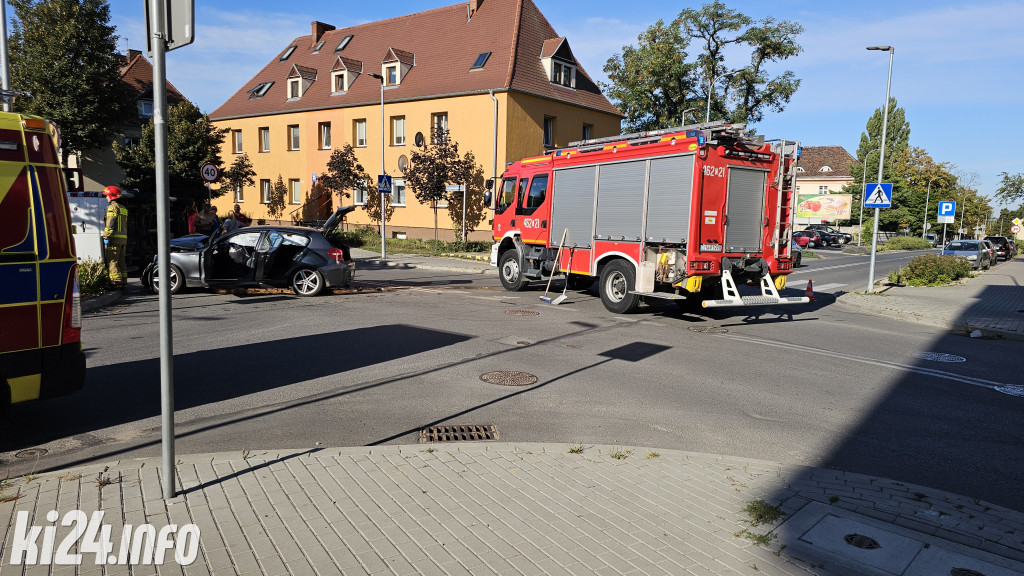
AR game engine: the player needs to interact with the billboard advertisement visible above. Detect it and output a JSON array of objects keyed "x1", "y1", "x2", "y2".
[{"x1": 796, "y1": 194, "x2": 853, "y2": 220}]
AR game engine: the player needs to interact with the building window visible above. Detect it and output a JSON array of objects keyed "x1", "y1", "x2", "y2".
[
  {"x1": 431, "y1": 112, "x2": 448, "y2": 143},
  {"x1": 354, "y1": 179, "x2": 368, "y2": 205},
  {"x1": 820, "y1": 166, "x2": 833, "y2": 172},
  {"x1": 248, "y1": 81, "x2": 273, "y2": 99},
  {"x1": 552, "y1": 61, "x2": 575, "y2": 88},
  {"x1": 471, "y1": 52, "x2": 491, "y2": 70},
  {"x1": 288, "y1": 125, "x2": 300, "y2": 151},
  {"x1": 332, "y1": 71, "x2": 348, "y2": 93},
  {"x1": 582, "y1": 123, "x2": 592, "y2": 140},
  {"x1": 260, "y1": 179, "x2": 271, "y2": 203},
  {"x1": 335, "y1": 35, "x2": 353, "y2": 52},
  {"x1": 543, "y1": 117, "x2": 554, "y2": 148},
  {"x1": 391, "y1": 178, "x2": 406, "y2": 206},
  {"x1": 232, "y1": 130, "x2": 243, "y2": 154},
  {"x1": 313, "y1": 40, "x2": 325, "y2": 53},
  {"x1": 385, "y1": 64, "x2": 399, "y2": 86},
  {"x1": 235, "y1": 186, "x2": 243, "y2": 203},
  {"x1": 139, "y1": 100, "x2": 154, "y2": 118},
  {"x1": 819, "y1": 185, "x2": 829, "y2": 194},
  {"x1": 319, "y1": 122, "x2": 332, "y2": 150},
  {"x1": 280, "y1": 46, "x2": 296, "y2": 61},
  {"x1": 288, "y1": 79, "x2": 301, "y2": 99},
  {"x1": 259, "y1": 127, "x2": 270, "y2": 152},
  {"x1": 289, "y1": 179, "x2": 301, "y2": 204},
  {"x1": 354, "y1": 119, "x2": 366, "y2": 147},
  {"x1": 123, "y1": 136, "x2": 140, "y2": 147},
  {"x1": 391, "y1": 116, "x2": 405, "y2": 146}
]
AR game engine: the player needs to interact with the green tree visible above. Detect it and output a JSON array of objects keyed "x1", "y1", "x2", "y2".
[
  {"x1": 8, "y1": 0, "x2": 132, "y2": 164},
  {"x1": 446, "y1": 151, "x2": 487, "y2": 242},
  {"x1": 320, "y1": 144, "x2": 392, "y2": 233},
  {"x1": 841, "y1": 97, "x2": 913, "y2": 230},
  {"x1": 221, "y1": 153, "x2": 256, "y2": 201},
  {"x1": 404, "y1": 127, "x2": 473, "y2": 240},
  {"x1": 994, "y1": 171, "x2": 1024, "y2": 208},
  {"x1": 114, "y1": 101, "x2": 226, "y2": 204},
  {"x1": 601, "y1": 1, "x2": 802, "y2": 131},
  {"x1": 363, "y1": 180, "x2": 393, "y2": 235},
  {"x1": 267, "y1": 176, "x2": 288, "y2": 220}
]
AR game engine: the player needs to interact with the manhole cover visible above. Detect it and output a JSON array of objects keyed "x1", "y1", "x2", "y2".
[
  {"x1": 480, "y1": 371, "x2": 538, "y2": 386},
  {"x1": 420, "y1": 424, "x2": 498, "y2": 443},
  {"x1": 912, "y1": 352, "x2": 967, "y2": 363},
  {"x1": 688, "y1": 326, "x2": 728, "y2": 334},
  {"x1": 15, "y1": 448, "x2": 47, "y2": 459},
  {"x1": 844, "y1": 533, "x2": 881, "y2": 550},
  {"x1": 951, "y1": 569, "x2": 987, "y2": 576},
  {"x1": 505, "y1": 309, "x2": 539, "y2": 316}
]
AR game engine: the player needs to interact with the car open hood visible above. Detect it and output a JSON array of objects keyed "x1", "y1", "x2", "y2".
[{"x1": 321, "y1": 205, "x2": 357, "y2": 236}]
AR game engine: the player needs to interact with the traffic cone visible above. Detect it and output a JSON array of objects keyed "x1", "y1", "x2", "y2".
[{"x1": 805, "y1": 279, "x2": 814, "y2": 301}]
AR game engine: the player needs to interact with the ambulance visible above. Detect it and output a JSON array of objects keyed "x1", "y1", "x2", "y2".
[{"x1": 0, "y1": 105, "x2": 85, "y2": 429}]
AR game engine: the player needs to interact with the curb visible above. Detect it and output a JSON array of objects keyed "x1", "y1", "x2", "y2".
[
  {"x1": 81, "y1": 289, "x2": 123, "y2": 312},
  {"x1": 835, "y1": 291, "x2": 1024, "y2": 342}
]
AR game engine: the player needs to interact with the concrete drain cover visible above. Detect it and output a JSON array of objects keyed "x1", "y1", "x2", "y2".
[
  {"x1": 688, "y1": 326, "x2": 728, "y2": 334},
  {"x1": 912, "y1": 352, "x2": 967, "y2": 363},
  {"x1": 15, "y1": 448, "x2": 47, "y2": 459},
  {"x1": 845, "y1": 533, "x2": 882, "y2": 549},
  {"x1": 480, "y1": 371, "x2": 538, "y2": 386},
  {"x1": 419, "y1": 424, "x2": 498, "y2": 443},
  {"x1": 505, "y1": 309, "x2": 539, "y2": 316}
]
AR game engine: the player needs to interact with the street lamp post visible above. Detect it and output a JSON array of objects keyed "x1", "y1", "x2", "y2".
[
  {"x1": 858, "y1": 147, "x2": 879, "y2": 246},
  {"x1": 922, "y1": 177, "x2": 935, "y2": 238},
  {"x1": 705, "y1": 68, "x2": 743, "y2": 123},
  {"x1": 866, "y1": 45, "x2": 893, "y2": 292},
  {"x1": 368, "y1": 72, "x2": 386, "y2": 258}
]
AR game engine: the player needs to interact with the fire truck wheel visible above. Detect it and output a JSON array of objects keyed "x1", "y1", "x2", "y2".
[
  {"x1": 499, "y1": 250, "x2": 528, "y2": 291},
  {"x1": 600, "y1": 260, "x2": 640, "y2": 314}
]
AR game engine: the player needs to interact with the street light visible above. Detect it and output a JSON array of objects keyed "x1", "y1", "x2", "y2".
[
  {"x1": 922, "y1": 177, "x2": 935, "y2": 239},
  {"x1": 705, "y1": 68, "x2": 743, "y2": 123},
  {"x1": 368, "y1": 72, "x2": 386, "y2": 258},
  {"x1": 858, "y1": 147, "x2": 879, "y2": 246},
  {"x1": 866, "y1": 45, "x2": 893, "y2": 292}
]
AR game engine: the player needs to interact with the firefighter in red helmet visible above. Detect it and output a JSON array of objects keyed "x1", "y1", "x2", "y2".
[{"x1": 102, "y1": 185, "x2": 128, "y2": 287}]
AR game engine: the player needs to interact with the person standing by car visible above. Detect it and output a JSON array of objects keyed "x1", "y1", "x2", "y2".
[
  {"x1": 102, "y1": 185, "x2": 129, "y2": 286},
  {"x1": 233, "y1": 203, "x2": 251, "y2": 227},
  {"x1": 219, "y1": 210, "x2": 240, "y2": 236},
  {"x1": 184, "y1": 200, "x2": 198, "y2": 234},
  {"x1": 194, "y1": 204, "x2": 216, "y2": 235}
]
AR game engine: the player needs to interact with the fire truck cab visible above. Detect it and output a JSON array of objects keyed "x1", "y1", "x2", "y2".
[
  {"x1": 0, "y1": 103, "x2": 85, "y2": 429},
  {"x1": 489, "y1": 122, "x2": 808, "y2": 313}
]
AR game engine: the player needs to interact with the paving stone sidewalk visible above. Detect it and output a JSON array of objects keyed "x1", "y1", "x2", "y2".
[{"x1": 2, "y1": 444, "x2": 1023, "y2": 575}]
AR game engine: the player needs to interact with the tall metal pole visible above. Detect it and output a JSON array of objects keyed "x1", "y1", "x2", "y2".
[
  {"x1": 958, "y1": 189, "x2": 967, "y2": 239},
  {"x1": 0, "y1": 0, "x2": 11, "y2": 112},
  {"x1": 858, "y1": 147, "x2": 879, "y2": 247},
  {"x1": 922, "y1": 177, "x2": 934, "y2": 238},
  {"x1": 378, "y1": 78, "x2": 385, "y2": 258},
  {"x1": 150, "y1": 0, "x2": 176, "y2": 500},
  {"x1": 866, "y1": 46, "x2": 893, "y2": 292}
]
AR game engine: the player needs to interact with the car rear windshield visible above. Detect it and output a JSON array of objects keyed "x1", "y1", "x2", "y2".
[{"x1": 948, "y1": 241, "x2": 978, "y2": 250}]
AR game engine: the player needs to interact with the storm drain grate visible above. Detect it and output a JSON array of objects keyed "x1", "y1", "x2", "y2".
[
  {"x1": 505, "y1": 309, "x2": 540, "y2": 316},
  {"x1": 843, "y1": 533, "x2": 881, "y2": 550},
  {"x1": 950, "y1": 569, "x2": 987, "y2": 576},
  {"x1": 688, "y1": 326, "x2": 728, "y2": 334},
  {"x1": 912, "y1": 352, "x2": 967, "y2": 363},
  {"x1": 420, "y1": 424, "x2": 498, "y2": 443},
  {"x1": 480, "y1": 371, "x2": 538, "y2": 386},
  {"x1": 15, "y1": 448, "x2": 47, "y2": 459}
]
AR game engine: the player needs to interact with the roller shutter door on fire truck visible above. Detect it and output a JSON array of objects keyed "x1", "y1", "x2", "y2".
[
  {"x1": 596, "y1": 160, "x2": 645, "y2": 241},
  {"x1": 724, "y1": 167, "x2": 766, "y2": 253},
  {"x1": 550, "y1": 166, "x2": 596, "y2": 249},
  {"x1": 645, "y1": 155, "x2": 694, "y2": 243}
]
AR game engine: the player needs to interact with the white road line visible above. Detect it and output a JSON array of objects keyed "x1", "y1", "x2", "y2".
[
  {"x1": 789, "y1": 256, "x2": 915, "y2": 274},
  {"x1": 808, "y1": 282, "x2": 846, "y2": 292},
  {"x1": 720, "y1": 332, "x2": 1021, "y2": 395}
]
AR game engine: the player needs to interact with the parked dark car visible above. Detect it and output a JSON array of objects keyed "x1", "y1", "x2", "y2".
[
  {"x1": 980, "y1": 239, "x2": 998, "y2": 266},
  {"x1": 805, "y1": 224, "x2": 853, "y2": 244},
  {"x1": 983, "y1": 236, "x2": 1014, "y2": 261},
  {"x1": 141, "y1": 206, "x2": 355, "y2": 296},
  {"x1": 940, "y1": 240, "x2": 991, "y2": 270}
]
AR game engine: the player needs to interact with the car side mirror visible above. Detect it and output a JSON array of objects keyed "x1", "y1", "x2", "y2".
[{"x1": 483, "y1": 190, "x2": 492, "y2": 207}]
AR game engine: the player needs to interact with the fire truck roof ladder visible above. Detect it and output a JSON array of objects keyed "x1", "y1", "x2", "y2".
[
  {"x1": 563, "y1": 120, "x2": 742, "y2": 153},
  {"x1": 771, "y1": 139, "x2": 801, "y2": 258}
]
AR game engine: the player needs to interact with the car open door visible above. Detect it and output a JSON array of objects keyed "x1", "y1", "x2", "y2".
[{"x1": 200, "y1": 231, "x2": 262, "y2": 286}]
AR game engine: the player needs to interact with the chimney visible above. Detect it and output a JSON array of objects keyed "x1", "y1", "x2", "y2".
[
  {"x1": 468, "y1": 0, "x2": 483, "y2": 20},
  {"x1": 312, "y1": 21, "x2": 335, "y2": 42},
  {"x1": 126, "y1": 49, "x2": 141, "y2": 62}
]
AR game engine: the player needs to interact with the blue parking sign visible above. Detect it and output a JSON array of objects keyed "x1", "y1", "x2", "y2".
[{"x1": 938, "y1": 201, "x2": 955, "y2": 217}]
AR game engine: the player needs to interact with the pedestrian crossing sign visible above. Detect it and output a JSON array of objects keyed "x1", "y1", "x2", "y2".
[
  {"x1": 863, "y1": 183, "x2": 892, "y2": 208},
  {"x1": 378, "y1": 175, "x2": 392, "y2": 194}
]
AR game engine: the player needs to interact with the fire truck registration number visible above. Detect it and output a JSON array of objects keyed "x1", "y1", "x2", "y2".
[
  {"x1": 523, "y1": 218, "x2": 541, "y2": 228},
  {"x1": 702, "y1": 166, "x2": 726, "y2": 177},
  {"x1": 700, "y1": 244, "x2": 723, "y2": 252}
]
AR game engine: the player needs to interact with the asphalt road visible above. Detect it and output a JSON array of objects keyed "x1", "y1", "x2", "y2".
[{"x1": 3, "y1": 248, "x2": 1023, "y2": 512}]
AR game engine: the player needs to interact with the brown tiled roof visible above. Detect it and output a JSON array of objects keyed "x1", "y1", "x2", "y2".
[
  {"x1": 210, "y1": 0, "x2": 620, "y2": 120},
  {"x1": 387, "y1": 48, "x2": 415, "y2": 65},
  {"x1": 120, "y1": 51, "x2": 186, "y2": 104},
  {"x1": 797, "y1": 145, "x2": 855, "y2": 177},
  {"x1": 288, "y1": 65, "x2": 318, "y2": 80},
  {"x1": 333, "y1": 56, "x2": 362, "y2": 72},
  {"x1": 540, "y1": 37, "x2": 564, "y2": 59}
]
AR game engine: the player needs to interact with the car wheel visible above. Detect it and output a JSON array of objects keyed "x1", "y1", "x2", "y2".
[
  {"x1": 498, "y1": 250, "x2": 528, "y2": 291},
  {"x1": 291, "y1": 268, "x2": 324, "y2": 296},
  {"x1": 599, "y1": 260, "x2": 640, "y2": 314},
  {"x1": 150, "y1": 264, "x2": 183, "y2": 295},
  {"x1": 795, "y1": 252, "x2": 802, "y2": 267}
]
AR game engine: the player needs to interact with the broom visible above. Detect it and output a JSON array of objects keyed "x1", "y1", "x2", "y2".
[{"x1": 540, "y1": 229, "x2": 568, "y2": 304}]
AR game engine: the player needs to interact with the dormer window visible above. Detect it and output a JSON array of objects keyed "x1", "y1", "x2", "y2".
[
  {"x1": 540, "y1": 37, "x2": 578, "y2": 90},
  {"x1": 795, "y1": 166, "x2": 805, "y2": 172},
  {"x1": 330, "y1": 56, "x2": 362, "y2": 95},
  {"x1": 819, "y1": 165, "x2": 833, "y2": 172},
  {"x1": 286, "y1": 65, "x2": 317, "y2": 101},
  {"x1": 385, "y1": 64, "x2": 398, "y2": 86},
  {"x1": 280, "y1": 46, "x2": 296, "y2": 61},
  {"x1": 335, "y1": 35, "x2": 353, "y2": 52},
  {"x1": 332, "y1": 71, "x2": 348, "y2": 93},
  {"x1": 552, "y1": 61, "x2": 575, "y2": 88},
  {"x1": 138, "y1": 100, "x2": 153, "y2": 118},
  {"x1": 471, "y1": 52, "x2": 491, "y2": 70},
  {"x1": 247, "y1": 81, "x2": 274, "y2": 99},
  {"x1": 313, "y1": 40, "x2": 325, "y2": 53},
  {"x1": 381, "y1": 48, "x2": 414, "y2": 88},
  {"x1": 288, "y1": 79, "x2": 301, "y2": 99}
]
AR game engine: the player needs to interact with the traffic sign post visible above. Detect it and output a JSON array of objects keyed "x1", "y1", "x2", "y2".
[
  {"x1": 200, "y1": 162, "x2": 218, "y2": 204},
  {"x1": 378, "y1": 175, "x2": 392, "y2": 258},
  {"x1": 1012, "y1": 224, "x2": 1021, "y2": 234},
  {"x1": 863, "y1": 183, "x2": 893, "y2": 208},
  {"x1": 938, "y1": 201, "x2": 956, "y2": 249}
]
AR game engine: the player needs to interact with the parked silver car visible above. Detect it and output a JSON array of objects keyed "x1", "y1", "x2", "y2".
[
  {"x1": 940, "y1": 239, "x2": 992, "y2": 270},
  {"x1": 141, "y1": 206, "x2": 355, "y2": 296}
]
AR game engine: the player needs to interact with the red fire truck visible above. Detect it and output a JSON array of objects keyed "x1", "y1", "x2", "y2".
[{"x1": 488, "y1": 122, "x2": 809, "y2": 313}]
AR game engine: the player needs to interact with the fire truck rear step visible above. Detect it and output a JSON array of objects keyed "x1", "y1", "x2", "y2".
[
  {"x1": 701, "y1": 270, "x2": 810, "y2": 309},
  {"x1": 633, "y1": 292, "x2": 688, "y2": 300}
]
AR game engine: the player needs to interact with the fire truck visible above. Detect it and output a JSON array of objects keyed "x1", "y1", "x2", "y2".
[{"x1": 488, "y1": 122, "x2": 809, "y2": 313}]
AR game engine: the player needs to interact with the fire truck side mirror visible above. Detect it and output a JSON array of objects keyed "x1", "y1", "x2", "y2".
[{"x1": 483, "y1": 190, "x2": 493, "y2": 208}]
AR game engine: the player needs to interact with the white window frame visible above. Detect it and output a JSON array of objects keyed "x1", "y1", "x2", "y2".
[
  {"x1": 331, "y1": 71, "x2": 348, "y2": 93},
  {"x1": 818, "y1": 185, "x2": 829, "y2": 194},
  {"x1": 232, "y1": 130, "x2": 243, "y2": 154},
  {"x1": 391, "y1": 178, "x2": 406, "y2": 206},
  {"x1": 288, "y1": 125, "x2": 300, "y2": 151},
  {"x1": 392, "y1": 116, "x2": 405, "y2": 146},
  {"x1": 319, "y1": 122, "x2": 332, "y2": 150},
  {"x1": 288, "y1": 78, "x2": 302, "y2": 100},
  {"x1": 259, "y1": 127, "x2": 270, "y2": 152},
  {"x1": 385, "y1": 64, "x2": 399, "y2": 86},
  {"x1": 552, "y1": 61, "x2": 576, "y2": 88},
  {"x1": 139, "y1": 100, "x2": 154, "y2": 118},
  {"x1": 431, "y1": 112, "x2": 448, "y2": 143},
  {"x1": 234, "y1": 186, "x2": 243, "y2": 203},
  {"x1": 289, "y1": 179, "x2": 301, "y2": 204},
  {"x1": 355, "y1": 119, "x2": 367, "y2": 147},
  {"x1": 260, "y1": 179, "x2": 271, "y2": 204},
  {"x1": 354, "y1": 179, "x2": 368, "y2": 205}
]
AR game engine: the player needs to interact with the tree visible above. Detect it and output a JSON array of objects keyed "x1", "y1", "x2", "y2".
[
  {"x1": 8, "y1": 0, "x2": 132, "y2": 165},
  {"x1": 363, "y1": 180, "x2": 393, "y2": 235},
  {"x1": 446, "y1": 151, "x2": 487, "y2": 242},
  {"x1": 404, "y1": 127, "x2": 473, "y2": 240},
  {"x1": 267, "y1": 175, "x2": 287, "y2": 220},
  {"x1": 320, "y1": 144, "x2": 392, "y2": 233},
  {"x1": 114, "y1": 101, "x2": 226, "y2": 204},
  {"x1": 221, "y1": 153, "x2": 256, "y2": 201},
  {"x1": 994, "y1": 171, "x2": 1024, "y2": 208},
  {"x1": 601, "y1": 1, "x2": 802, "y2": 131}
]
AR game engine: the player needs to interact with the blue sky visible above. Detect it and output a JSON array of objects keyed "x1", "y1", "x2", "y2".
[{"x1": 107, "y1": 0, "x2": 1024, "y2": 202}]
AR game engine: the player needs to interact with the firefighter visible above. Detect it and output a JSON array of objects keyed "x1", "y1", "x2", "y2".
[{"x1": 102, "y1": 185, "x2": 129, "y2": 287}]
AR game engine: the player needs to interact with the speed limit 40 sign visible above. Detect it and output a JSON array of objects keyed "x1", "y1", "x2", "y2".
[{"x1": 200, "y1": 162, "x2": 219, "y2": 183}]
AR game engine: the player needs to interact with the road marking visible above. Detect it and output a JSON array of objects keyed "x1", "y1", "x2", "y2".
[
  {"x1": 719, "y1": 333, "x2": 1022, "y2": 397},
  {"x1": 807, "y1": 282, "x2": 846, "y2": 292}
]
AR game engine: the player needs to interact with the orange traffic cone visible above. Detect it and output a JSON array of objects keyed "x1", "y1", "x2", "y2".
[{"x1": 805, "y1": 279, "x2": 814, "y2": 301}]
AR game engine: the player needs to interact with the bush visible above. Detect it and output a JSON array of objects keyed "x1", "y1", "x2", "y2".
[
  {"x1": 77, "y1": 258, "x2": 111, "y2": 297},
  {"x1": 879, "y1": 236, "x2": 933, "y2": 251},
  {"x1": 888, "y1": 254, "x2": 973, "y2": 286}
]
